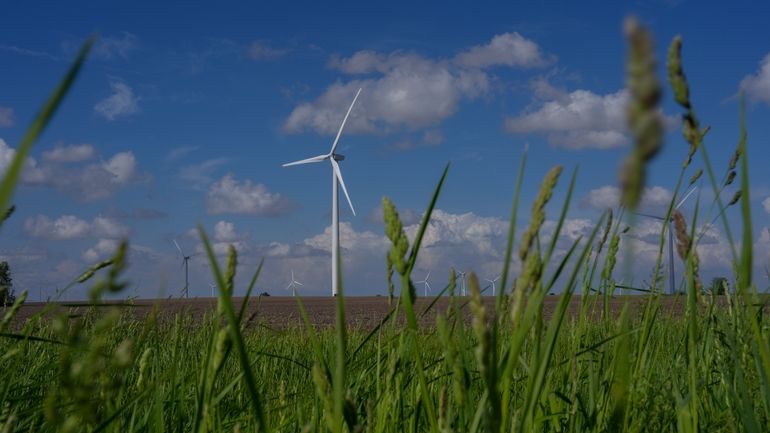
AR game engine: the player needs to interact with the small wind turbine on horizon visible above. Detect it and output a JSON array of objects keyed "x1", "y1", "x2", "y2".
[
  {"x1": 285, "y1": 270, "x2": 303, "y2": 295},
  {"x1": 283, "y1": 88, "x2": 362, "y2": 297},
  {"x1": 458, "y1": 271, "x2": 467, "y2": 296},
  {"x1": 634, "y1": 186, "x2": 698, "y2": 295},
  {"x1": 209, "y1": 282, "x2": 216, "y2": 298},
  {"x1": 486, "y1": 275, "x2": 500, "y2": 296},
  {"x1": 173, "y1": 239, "x2": 197, "y2": 298},
  {"x1": 418, "y1": 271, "x2": 432, "y2": 297}
]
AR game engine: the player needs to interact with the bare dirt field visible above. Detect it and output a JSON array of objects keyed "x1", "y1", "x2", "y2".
[{"x1": 8, "y1": 295, "x2": 707, "y2": 330}]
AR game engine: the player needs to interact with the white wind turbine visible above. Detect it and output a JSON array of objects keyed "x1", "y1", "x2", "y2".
[
  {"x1": 209, "y1": 282, "x2": 216, "y2": 298},
  {"x1": 635, "y1": 186, "x2": 698, "y2": 295},
  {"x1": 283, "y1": 88, "x2": 361, "y2": 297},
  {"x1": 418, "y1": 271, "x2": 432, "y2": 297},
  {"x1": 285, "y1": 270, "x2": 303, "y2": 295},
  {"x1": 173, "y1": 239, "x2": 197, "y2": 298},
  {"x1": 458, "y1": 271, "x2": 467, "y2": 296},
  {"x1": 486, "y1": 275, "x2": 500, "y2": 296}
]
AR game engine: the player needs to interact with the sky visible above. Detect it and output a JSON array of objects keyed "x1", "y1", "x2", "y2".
[{"x1": 1, "y1": 0, "x2": 770, "y2": 299}]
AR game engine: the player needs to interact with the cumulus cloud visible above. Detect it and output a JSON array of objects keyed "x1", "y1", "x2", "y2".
[
  {"x1": 24, "y1": 215, "x2": 129, "y2": 240},
  {"x1": 82, "y1": 238, "x2": 121, "y2": 262},
  {"x1": 285, "y1": 33, "x2": 550, "y2": 135},
  {"x1": 582, "y1": 185, "x2": 674, "y2": 210},
  {"x1": 0, "y1": 106, "x2": 15, "y2": 127},
  {"x1": 0, "y1": 139, "x2": 140, "y2": 200},
  {"x1": 505, "y1": 87, "x2": 630, "y2": 149},
  {"x1": 453, "y1": 32, "x2": 553, "y2": 68},
  {"x1": 763, "y1": 197, "x2": 770, "y2": 214},
  {"x1": 247, "y1": 40, "x2": 288, "y2": 60},
  {"x1": 94, "y1": 81, "x2": 140, "y2": 120},
  {"x1": 0, "y1": 138, "x2": 47, "y2": 183},
  {"x1": 206, "y1": 174, "x2": 292, "y2": 216},
  {"x1": 740, "y1": 53, "x2": 770, "y2": 104},
  {"x1": 42, "y1": 144, "x2": 95, "y2": 163}
]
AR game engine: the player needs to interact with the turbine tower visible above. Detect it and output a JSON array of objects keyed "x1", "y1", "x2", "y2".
[
  {"x1": 418, "y1": 271, "x2": 432, "y2": 297},
  {"x1": 458, "y1": 271, "x2": 467, "y2": 296},
  {"x1": 635, "y1": 186, "x2": 697, "y2": 295},
  {"x1": 283, "y1": 88, "x2": 361, "y2": 296},
  {"x1": 173, "y1": 239, "x2": 196, "y2": 298},
  {"x1": 486, "y1": 275, "x2": 500, "y2": 296},
  {"x1": 285, "y1": 270, "x2": 303, "y2": 295}
]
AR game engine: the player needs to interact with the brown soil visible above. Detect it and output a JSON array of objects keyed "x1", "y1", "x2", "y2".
[{"x1": 8, "y1": 295, "x2": 701, "y2": 330}]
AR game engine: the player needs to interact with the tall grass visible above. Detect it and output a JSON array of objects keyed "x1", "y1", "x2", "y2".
[{"x1": 2, "y1": 20, "x2": 770, "y2": 433}]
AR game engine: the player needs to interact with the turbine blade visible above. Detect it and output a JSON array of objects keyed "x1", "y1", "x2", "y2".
[
  {"x1": 426, "y1": 271, "x2": 430, "y2": 280},
  {"x1": 295, "y1": 281, "x2": 303, "y2": 286},
  {"x1": 331, "y1": 159, "x2": 355, "y2": 216},
  {"x1": 330, "y1": 88, "x2": 362, "y2": 155},
  {"x1": 283, "y1": 154, "x2": 329, "y2": 167},
  {"x1": 285, "y1": 282, "x2": 293, "y2": 291},
  {"x1": 173, "y1": 239, "x2": 183, "y2": 255},
  {"x1": 676, "y1": 186, "x2": 698, "y2": 209}
]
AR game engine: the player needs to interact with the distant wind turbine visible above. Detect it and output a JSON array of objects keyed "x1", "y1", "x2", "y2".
[
  {"x1": 486, "y1": 275, "x2": 500, "y2": 296},
  {"x1": 285, "y1": 270, "x2": 303, "y2": 295},
  {"x1": 173, "y1": 239, "x2": 197, "y2": 298},
  {"x1": 458, "y1": 271, "x2": 467, "y2": 296},
  {"x1": 283, "y1": 88, "x2": 361, "y2": 296},
  {"x1": 634, "y1": 186, "x2": 697, "y2": 295},
  {"x1": 209, "y1": 282, "x2": 216, "y2": 298},
  {"x1": 418, "y1": 271, "x2": 432, "y2": 297}
]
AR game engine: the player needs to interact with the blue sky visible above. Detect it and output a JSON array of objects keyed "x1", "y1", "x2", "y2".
[{"x1": 1, "y1": 0, "x2": 770, "y2": 299}]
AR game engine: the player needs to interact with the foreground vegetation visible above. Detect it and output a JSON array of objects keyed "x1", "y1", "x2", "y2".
[{"x1": 1, "y1": 18, "x2": 769, "y2": 433}]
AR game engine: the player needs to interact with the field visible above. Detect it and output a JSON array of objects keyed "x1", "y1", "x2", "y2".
[
  {"x1": 12, "y1": 295, "x2": 696, "y2": 329},
  {"x1": 2, "y1": 18, "x2": 770, "y2": 433}
]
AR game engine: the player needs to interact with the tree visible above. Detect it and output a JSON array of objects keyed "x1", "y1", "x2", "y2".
[{"x1": 0, "y1": 261, "x2": 13, "y2": 305}]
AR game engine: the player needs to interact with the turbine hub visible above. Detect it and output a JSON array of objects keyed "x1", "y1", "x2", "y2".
[{"x1": 332, "y1": 153, "x2": 345, "y2": 161}]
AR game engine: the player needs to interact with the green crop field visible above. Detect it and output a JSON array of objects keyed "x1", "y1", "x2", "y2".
[{"x1": 1, "y1": 19, "x2": 769, "y2": 433}]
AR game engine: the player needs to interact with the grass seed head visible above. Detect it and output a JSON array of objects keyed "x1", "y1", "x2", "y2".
[
  {"x1": 382, "y1": 197, "x2": 409, "y2": 276},
  {"x1": 689, "y1": 168, "x2": 703, "y2": 186},
  {"x1": 728, "y1": 189, "x2": 742, "y2": 206},
  {"x1": 520, "y1": 165, "x2": 562, "y2": 261},
  {"x1": 622, "y1": 17, "x2": 663, "y2": 208}
]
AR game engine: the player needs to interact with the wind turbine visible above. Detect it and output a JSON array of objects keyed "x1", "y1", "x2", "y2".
[
  {"x1": 173, "y1": 239, "x2": 197, "y2": 298},
  {"x1": 458, "y1": 271, "x2": 467, "y2": 296},
  {"x1": 283, "y1": 88, "x2": 361, "y2": 296},
  {"x1": 486, "y1": 275, "x2": 500, "y2": 296},
  {"x1": 285, "y1": 270, "x2": 303, "y2": 295},
  {"x1": 209, "y1": 282, "x2": 216, "y2": 298},
  {"x1": 635, "y1": 186, "x2": 697, "y2": 295},
  {"x1": 418, "y1": 271, "x2": 432, "y2": 297}
]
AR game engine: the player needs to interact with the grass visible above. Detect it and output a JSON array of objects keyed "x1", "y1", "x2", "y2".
[{"x1": 2, "y1": 19, "x2": 770, "y2": 433}]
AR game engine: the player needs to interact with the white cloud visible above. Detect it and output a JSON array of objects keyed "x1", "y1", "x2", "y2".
[
  {"x1": 0, "y1": 138, "x2": 47, "y2": 183},
  {"x1": 206, "y1": 174, "x2": 292, "y2": 216},
  {"x1": 82, "y1": 238, "x2": 121, "y2": 262},
  {"x1": 24, "y1": 215, "x2": 129, "y2": 240},
  {"x1": 285, "y1": 33, "x2": 550, "y2": 135},
  {"x1": 740, "y1": 53, "x2": 770, "y2": 104},
  {"x1": 583, "y1": 185, "x2": 674, "y2": 210},
  {"x1": 102, "y1": 152, "x2": 136, "y2": 184},
  {"x1": 165, "y1": 146, "x2": 199, "y2": 161},
  {"x1": 453, "y1": 32, "x2": 552, "y2": 69},
  {"x1": 0, "y1": 106, "x2": 15, "y2": 127},
  {"x1": 178, "y1": 157, "x2": 230, "y2": 188},
  {"x1": 247, "y1": 41, "x2": 288, "y2": 60},
  {"x1": 763, "y1": 197, "x2": 770, "y2": 214},
  {"x1": 94, "y1": 32, "x2": 139, "y2": 60},
  {"x1": 42, "y1": 144, "x2": 95, "y2": 163},
  {"x1": 24, "y1": 215, "x2": 90, "y2": 240},
  {"x1": 94, "y1": 81, "x2": 140, "y2": 120},
  {"x1": 505, "y1": 88, "x2": 630, "y2": 149}
]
